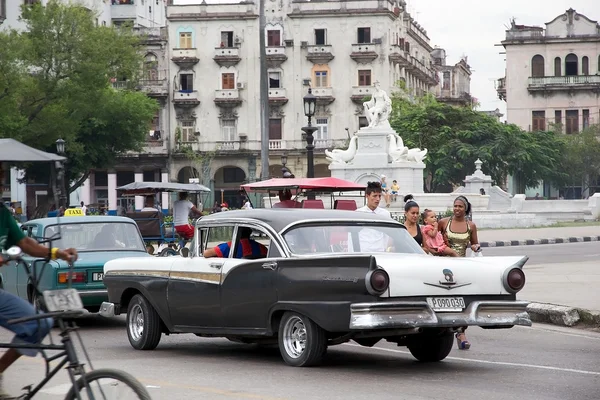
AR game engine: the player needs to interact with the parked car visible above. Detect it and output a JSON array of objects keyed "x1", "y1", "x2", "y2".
[
  {"x1": 100, "y1": 209, "x2": 531, "y2": 367},
  {"x1": 2, "y1": 216, "x2": 150, "y2": 312}
]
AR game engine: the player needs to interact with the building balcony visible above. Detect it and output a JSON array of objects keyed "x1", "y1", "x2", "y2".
[
  {"x1": 141, "y1": 136, "x2": 168, "y2": 154},
  {"x1": 407, "y1": 56, "x2": 437, "y2": 85},
  {"x1": 266, "y1": 46, "x2": 288, "y2": 68},
  {"x1": 213, "y1": 47, "x2": 241, "y2": 67},
  {"x1": 268, "y1": 88, "x2": 288, "y2": 105},
  {"x1": 350, "y1": 86, "x2": 373, "y2": 104},
  {"x1": 527, "y1": 75, "x2": 600, "y2": 92},
  {"x1": 349, "y1": 43, "x2": 379, "y2": 63},
  {"x1": 111, "y1": 3, "x2": 136, "y2": 20},
  {"x1": 497, "y1": 77, "x2": 506, "y2": 101},
  {"x1": 195, "y1": 138, "x2": 347, "y2": 153},
  {"x1": 306, "y1": 45, "x2": 334, "y2": 64},
  {"x1": 388, "y1": 45, "x2": 410, "y2": 67},
  {"x1": 171, "y1": 48, "x2": 199, "y2": 68},
  {"x1": 214, "y1": 89, "x2": 242, "y2": 107},
  {"x1": 139, "y1": 70, "x2": 168, "y2": 97},
  {"x1": 312, "y1": 87, "x2": 335, "y2": 105},
  {"x1": 173, "y1": 91, "x2": 200, "y2": 108}
]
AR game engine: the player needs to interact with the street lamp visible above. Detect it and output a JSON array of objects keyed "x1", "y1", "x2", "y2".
[
  {"x1": 281, "y1": 154, "x2": 287, "y2": 168},
  {"x1": 55, "y1": 138, "x2": 67, "y2": 209},
  {"x1": 281, "y1": 154, "x2": 295, "y2": 178},
  {"x1": 301, "y1": 88, "x2": 317, "y2": 179}
]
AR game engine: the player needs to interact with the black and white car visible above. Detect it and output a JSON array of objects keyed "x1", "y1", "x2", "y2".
[{"x1": 100, "y1": 209, "x2": 531, "y2": 367}]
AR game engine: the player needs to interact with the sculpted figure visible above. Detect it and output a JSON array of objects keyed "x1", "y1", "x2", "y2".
[
  {"x1": 388, "y1": 134, "x2": 428, "y2": 163},
  {"x1": 325, "y1": 135, "x2": 358, "y2": 164},
  {"x1": 363, "y1": 81, "x2": 392, "y2": 129}
]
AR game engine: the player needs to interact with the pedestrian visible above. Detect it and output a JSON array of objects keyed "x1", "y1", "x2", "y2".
[
  {"x1": 437, "y1": 195, "x2": 481, "y2": 350},
  {"x1": 421, "y1": 209, "x2": 458, "y2": 257},
  {"x1": 402, "y1": 195, "x2": 427, "y2": 251},
  {"x1": 355, "y1": 181, "x2": 392, "y2": 252},
  {"x1": 173, "y1": 192, "x2": 203, "y2": 240},
  {"x1": 80, "y1": 201, "x2": 87, "y2": 215},
  {"x1": 241, "y1": 197, "x2": 252, "y2": 210}
]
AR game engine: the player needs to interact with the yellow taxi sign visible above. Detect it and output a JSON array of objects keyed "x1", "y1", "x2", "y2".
[{"x1": 64, "y1": 208, "x2": 85, "y2": 217}]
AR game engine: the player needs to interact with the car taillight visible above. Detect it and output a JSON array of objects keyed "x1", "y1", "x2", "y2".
[
  {"x1": 58, "y1": 271, "x2": 87, "y2": 284},
  {"x1": 504, "y1": 268, "x2": 525, "y2": 293},
  {"x1": 366, "y1": 269, "x2": 389, "y2": 295}
]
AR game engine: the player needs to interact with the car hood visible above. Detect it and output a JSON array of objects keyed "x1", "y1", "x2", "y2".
[
  {"x1": 373, "y1": 253, "x2": 528, "y2": 297},
  {"x1": 55, "y1": 251, "x2": 150, "y2": 269}
]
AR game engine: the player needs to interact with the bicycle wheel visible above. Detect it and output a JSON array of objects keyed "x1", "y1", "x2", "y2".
[{"x1": 64, "y1": 368, "x2": 151, "y2": 400}]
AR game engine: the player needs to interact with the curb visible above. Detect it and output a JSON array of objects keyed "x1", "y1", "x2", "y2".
[
  {"x1": 526, "y1": 302, "x2": 600, "y2": 328},
  {"x1": 480, "y1": 235, "x2": 600, "y2": 248}
]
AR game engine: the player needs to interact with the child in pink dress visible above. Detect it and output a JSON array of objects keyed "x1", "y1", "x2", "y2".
[{"x1": 421, "y1": 209, "x2": 458, "y2": 257}]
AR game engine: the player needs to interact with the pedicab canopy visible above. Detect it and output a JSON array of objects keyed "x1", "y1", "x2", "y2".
[
  {"x1": 241, "y1": 177, "x2": 365, "y2": 193},
  {"x1": 116, "y1": 181, "x2": 211, "y2": 196},
  {"x1": 0, "y1": 138, "x2": 66, "y2": 162}
]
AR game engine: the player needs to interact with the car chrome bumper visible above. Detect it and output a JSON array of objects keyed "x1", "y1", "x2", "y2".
[
  {"x1": 99, "y1": 302, "x2": 116, "y2": 318},
  {"x1": 349, "y1": 300, "x2": 532, "y2": 330},
  {"x1": 78, "y1": 289, "x2": 108, "y2": 298}
]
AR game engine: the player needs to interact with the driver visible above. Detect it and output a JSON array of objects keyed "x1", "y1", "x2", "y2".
[
  {"x1": 203, "y1": 227, "x2": 267, "y2": 259},
  {"x1": 173, "y1": 192, "x2": 203, "y2": 240},
  {"x1": 0, "y1": 162, "x2": 78, "y2": 398}
]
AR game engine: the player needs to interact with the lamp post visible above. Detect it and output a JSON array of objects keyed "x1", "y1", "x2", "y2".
[
  {"x1": 55, "y1": 138, "x2": 67, "y2": 209},
  {"x1": 281, "y1": 153, "x2": 295, "y2": 178},
  {"x1": 301, "y1": 88, "x2": 317, "y2": 179}
]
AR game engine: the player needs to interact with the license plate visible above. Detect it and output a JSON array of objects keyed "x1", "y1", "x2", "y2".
[
  {"x1": 426, "y1": 297, "x2": 465, "y2": 312},
  {"x1": 92, "y1": 272, "x2": 104, "y2": 281},
  {"x1": 43, "y1": 289, "x2": 84, "y2": 312}
]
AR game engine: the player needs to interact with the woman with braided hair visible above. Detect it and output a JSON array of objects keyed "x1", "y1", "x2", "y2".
[{"x1": 437, "y1": 195, "x2": 481, "y2": 350}]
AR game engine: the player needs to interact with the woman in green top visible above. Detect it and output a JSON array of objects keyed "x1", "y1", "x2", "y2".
[{"x1": 437, "y1": 195, "x2": 480, "y2": 350}]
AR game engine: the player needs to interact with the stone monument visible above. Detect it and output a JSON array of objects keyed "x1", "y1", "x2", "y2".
[{"x1": 326, "y1": 81, "x2": 428, "y2": 194}]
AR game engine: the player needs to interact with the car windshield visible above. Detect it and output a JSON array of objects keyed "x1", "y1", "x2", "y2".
[
  {"x1": 44, "y1": 222, "x2": 146, "y2": 252},
  {"x1": 283, "y1": 223, "x2": 425, "y2": 255}
]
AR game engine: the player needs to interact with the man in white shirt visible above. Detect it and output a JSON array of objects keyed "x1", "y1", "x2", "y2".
[
  {"x1": 80, "y1": 201, "x2": 87, "y2": 215},
  {"x1": 355, "y1": 181, "x2": 392, "y2": 252},
  {"x1": 173, "y1": 192, "x2": 203, "y2": 239}
]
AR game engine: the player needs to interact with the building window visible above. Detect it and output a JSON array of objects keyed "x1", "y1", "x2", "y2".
[
  {"x1": 221, "y1": 73, "x2": 235, "y2": 90},
  {"x1": 314, "y1": 29, "x2": 326, "y2": 45},
  {"x1": 531, "y1": 111, "x2": 545, "y2": 131},
  {"x1": 357, "y1": 27, "x2": 371, "y2": 43},
  {"x1": 442, "y1": 71, "x2": 451, "y2": 90},
  {"x1": 143, "y1": 53, "x2": 158, "y2": 80},
  {"x1": 583, "y1": 109, "x2": 590, "y2": 129},
  {"x1": 565, "y1": 53, "x2": 578, "y2": 76},
  {"x1": 268, "y1": 71, "x2": 281, "y2": 88},
  {"x1": 223, "y1": 167, "x2": 245, "y2": 183},
  {"x1": 315, "y1": 118, "x2": 328, "y2": 140},
  {"x1": 565, "y1": 110, "x2": 578, "y2": 134},
  {"x1": 267, "y1": 30, "x2": 281, "y2": 47},
  {"x1": 554, "y1": 110, "x2": 562, "y2": 130},
  {"x1": 179, "y1": 120, "x2": 195, "y2": 142},
  {"x1": 179, "y1": 73, "x2": 193, "y2": 91},
  {"x1": 269, "y1": 118, "x2": 282, "y2": 140},
  {"x1": 554, "y1": 57, "x2": 561, "y2": 77},
  {"x1": 221, "y1": 119, "x2": 237, "y2": 141},
  {"x1": 150, "y1": 109, "x2": 160, "y2": 139},
  {"x1": 531, "y1": 55, "x2": 544, "y2": 77},
  {"x1": 358, "y1": 70, "x2": 371, "y2": 86},
  {"x1": 314, "y1": 71, "x2": 328, "y2": 87},
  {"x1": 582, "y1": 56, "x2": 589, "y2": 75},
  {"x1": 179, "y1": 32, "x2": 192, "y2": 49},
  {"x1": 220, "y1": 31, "x2": 234, "y2": 47},
  {"x1": 598, "y1": 55, "x2": 600, "y2": 73}
]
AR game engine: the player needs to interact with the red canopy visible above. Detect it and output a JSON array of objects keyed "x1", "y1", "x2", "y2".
[{"x1": 241, "y1": 177, "x2": 365, "y2": 192}]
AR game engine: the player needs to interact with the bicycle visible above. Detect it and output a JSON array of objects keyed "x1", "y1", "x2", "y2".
[{"x1": 0, "y1": 246, "x2": 152, "y2": 399}]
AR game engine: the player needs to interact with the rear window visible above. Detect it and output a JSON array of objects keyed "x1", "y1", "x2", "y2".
[{"x1": 44, "y1": 222, "x2": 145, "y2": 252}]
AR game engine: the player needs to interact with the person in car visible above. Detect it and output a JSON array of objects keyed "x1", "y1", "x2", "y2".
[{"x1": 203, "y1": 227, "x2": 267, "y2": 259}]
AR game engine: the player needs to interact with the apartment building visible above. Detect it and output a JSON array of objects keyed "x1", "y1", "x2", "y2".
[
  {"x1": 166, "y1": 0, "x2": 439, "y2": 207},
  {"x1": 497, "y1": 8, "x2": 600, "y2": 198},
  {"x1": 431, "y1": 48, "x2": 473, "y2": 107}
]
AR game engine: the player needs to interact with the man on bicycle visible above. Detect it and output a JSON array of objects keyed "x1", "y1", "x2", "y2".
[
  {"x1": 173, "y1": 192, "x2": 203, "y2": 240},
  {"x1": 0, "y1": 163, "x2": 77, "y2": 398}
]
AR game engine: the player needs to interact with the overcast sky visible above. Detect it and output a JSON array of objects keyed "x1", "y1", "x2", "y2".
[{"x1": 174, "y1": 0, "x2": 598, "y2": 117}]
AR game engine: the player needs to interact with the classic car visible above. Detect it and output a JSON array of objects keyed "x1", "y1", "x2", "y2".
[
  {"x1": 100, "y1": 209, "x2": 531, "y2": 367},
  {"x1": 1, "y1": 216, "x2": 150, "y2": 312}
]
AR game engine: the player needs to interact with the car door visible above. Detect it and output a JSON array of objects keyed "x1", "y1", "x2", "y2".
[
  {"x1": 166, "y1": 225, "x2": 232, "y2": 329},
  {"x1": 219, "y1": 225, "x2": 280, "y2": 330}
]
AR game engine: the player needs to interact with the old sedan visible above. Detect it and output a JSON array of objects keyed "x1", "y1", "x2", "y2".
[
  {"x1": 100, "y1": 209, "x2": 531, "y2": 367},
  {"x1": 2, "y1": 216, "x2": 150, "y2": 312}
]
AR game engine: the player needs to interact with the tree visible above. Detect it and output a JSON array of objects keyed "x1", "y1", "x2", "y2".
[
  {"x1": 0, "y1": 1, "x2": 158, "y2": 194},
  {"x1": 559, "y1": 125, "x2": 600, "y2": 197},
  {"x1": 389, "y1": 94, "x2": 567, "y2": 193}
]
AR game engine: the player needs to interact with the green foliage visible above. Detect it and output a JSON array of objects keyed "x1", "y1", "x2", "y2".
[
  {"x1": 389, "y1": 94, "x2": 567, "y2": 193},
  {"x1": 0, "y1": 1, "x2": 158, "y2": 192},
  {"x1": 560, "y1": 125, "x2": 600, "y2": 195}
]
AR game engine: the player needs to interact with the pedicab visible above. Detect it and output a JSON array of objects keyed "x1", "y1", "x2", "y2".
[{"x1": 116, "y1": 181, "x2": 211, "y2": 256}]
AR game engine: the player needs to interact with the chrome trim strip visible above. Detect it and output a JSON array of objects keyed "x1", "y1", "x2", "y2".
[
  {"x1": 105, "y1": 270, "x2": 171, "y2": 279},
  {"x1": 349, "y1": 300, "x2": 532, "y2": 330},
  {"x1": 279, "y1": 218, "x2": 404, "y2": 236},
  {"x1": 78, "y1": 289, "x2": 108, "y2": 297}
]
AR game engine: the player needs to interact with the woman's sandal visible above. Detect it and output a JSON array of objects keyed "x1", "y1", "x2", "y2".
[{"x1": 456, "y1": 333, "x2": 471, "y2": 350}]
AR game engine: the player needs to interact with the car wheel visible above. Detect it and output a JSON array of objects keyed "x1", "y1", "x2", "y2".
[
  {"x1": 407, "y1": 332, "x2": 454, "y2": 362},
  {"x1": 127, "y1": 294, "x2": 162, "y2": 350},
  {"x1": 278, "y1": 312, "x2": 327, "y2": 367}
]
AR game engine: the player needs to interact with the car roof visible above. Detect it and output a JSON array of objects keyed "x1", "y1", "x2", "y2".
[
  {"x1": 24, "y1": 216, "x2": 135, "y2": 226},
  {"x1": 199, "y1": 209, "x2": 401, "y2": 233}
]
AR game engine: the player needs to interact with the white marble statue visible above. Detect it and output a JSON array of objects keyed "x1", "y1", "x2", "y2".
[
  {"x1": 388, "y1": 134, "x2": 428, "y2": 163},
  {"x1": 325, "y1": 135, "x2": 358, "y2": 164},
  {"x1": 363, "y1": 81, "x2": 392, "y2": 129}
]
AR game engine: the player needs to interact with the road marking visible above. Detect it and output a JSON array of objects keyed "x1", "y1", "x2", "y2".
[
  {"x1": 528, "y1": 324, "x2": 600, "y2": 340},
  {"x1": 344, "y1": 343, "x2": 600, "y2": 376}
]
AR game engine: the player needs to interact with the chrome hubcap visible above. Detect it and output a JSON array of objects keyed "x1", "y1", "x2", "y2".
[
  {"x1": 128, "y1": 304, "x2": 144, "y2": 341},
  {"x1": 283, "y1": 316, "x2": 307, "y2": 359}
]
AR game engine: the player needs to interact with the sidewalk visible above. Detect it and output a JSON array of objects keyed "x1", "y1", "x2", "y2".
[{"x1": 478, "y1": 225, "x2": 600, "y2": 247}]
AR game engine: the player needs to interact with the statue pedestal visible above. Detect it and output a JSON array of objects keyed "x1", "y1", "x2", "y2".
[{"x1": 328, "y1": 126, "x2": 425, "y2": 194}]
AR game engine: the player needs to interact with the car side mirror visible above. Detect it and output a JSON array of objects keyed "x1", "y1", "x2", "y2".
[{"x1": 180, "y1": 247, "x2": 190, "y2": 258}]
